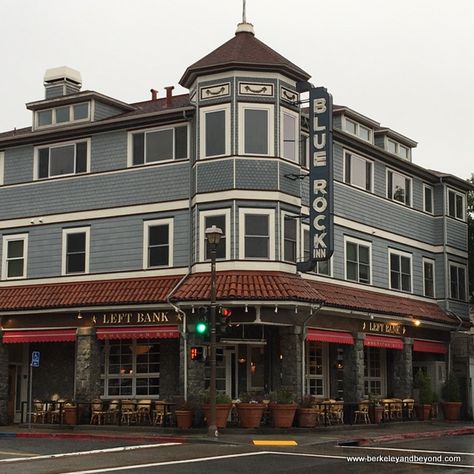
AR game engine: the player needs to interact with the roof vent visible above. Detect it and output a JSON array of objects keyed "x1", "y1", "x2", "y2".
[
  {"x1": 43, "y1": 66, "x2": 82, "y2": 99},
  {"x1": 235, "y1": 22, "x2": 254, "y2": 35}
]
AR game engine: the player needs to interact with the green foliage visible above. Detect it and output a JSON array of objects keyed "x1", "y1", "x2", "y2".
[
  {"x1": 270, "y1": 389, "x2": 296, "y2": 404},
  {"x1": 198, "y1": 389, "x2": 232, "y2": 405},
  {"x1": 441, "y1": 373, "x2": 461, "y2": 402},
  {"x1": 414, "y1": 369, "x2": 433, "y2": 405},
  {"x1": 299, "y1": 395, "x2": 316, "y2": 408},
  {"x1": 238, "y1": 392, "x2": 263, "y2": 403}
]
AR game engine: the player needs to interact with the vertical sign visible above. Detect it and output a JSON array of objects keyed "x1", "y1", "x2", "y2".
[{"x1": 31, "y1": 351, "x2": 40, "y2": 368}]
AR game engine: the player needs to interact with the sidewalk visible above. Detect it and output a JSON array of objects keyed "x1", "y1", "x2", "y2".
[{"x1": 1, "y1": 421, "x2": 473, "y2": 447}]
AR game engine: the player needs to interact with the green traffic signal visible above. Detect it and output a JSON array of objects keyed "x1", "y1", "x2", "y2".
[{"x1": 196, "y1": 321, "x2": 208, "y2": 334}]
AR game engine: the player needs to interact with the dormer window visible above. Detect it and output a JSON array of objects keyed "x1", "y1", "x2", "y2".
[
  {"x1": 343, "y1": 117, "x2": 372, "y2": 143},
  {"x1": 35, "y1": 102, "x2": 90, "y2": 128},
  {"x1": 387, "y1": 139, "x2": 410, "y2": 160}
]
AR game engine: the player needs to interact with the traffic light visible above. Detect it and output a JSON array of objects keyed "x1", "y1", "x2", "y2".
[
  {"x1": 217, "y1": 306, "x2": 232, "y2": 334},
  {"x1": 190, "y1": 346, "x2": 204, "y2": 362},
  {"x1": 195, "y1": 306, "x2": 209, "y2": 338}
]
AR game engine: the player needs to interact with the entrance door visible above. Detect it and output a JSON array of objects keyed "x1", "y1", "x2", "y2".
[
  {"x1": 205, "y1": 346, "x2": 237, "y2": 399},
  {"x1": 246, "y1": 345, "x2": 265, "y2": 392},
  {"x1": 8, "y1": 365, "x2": 23, "y2": 423}
]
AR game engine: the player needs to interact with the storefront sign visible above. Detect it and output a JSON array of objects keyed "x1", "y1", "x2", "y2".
[
  {"x1": 362, "y1": 321, "x2": 406, "y2": 335},
  {"x1": 86, "y1": 311, "x2": 182, "y2": 326}
]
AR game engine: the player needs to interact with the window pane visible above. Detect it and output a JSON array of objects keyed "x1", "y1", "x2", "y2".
[
  {"x1": 448, "y1": 191, "x2": 455, "y2": 217},
  {"x1": 424, "y1": 187, "x2": 433, "y2": 213},
  {"x1": 283, "y1": 113, "x2": 296, "y2": 160},
  {"x1": 303, "y1": 229, "x2": 310, "y2": 261},
  {"x1": 245, "y1": 237, "x2": 268, "y2": 258},
  {"x1": 450, "y1": 266, "x2": 458, "y2": 299},
  {"x1": 284, "y1": 217, "x2": 297, "y2": 262},
  {"x1": 359, "y1": 264, "x2": 370, "y2": 283},
  {"x1": 347, "y1": 262, "x2": 358, "y2": 281},
  {"x1": 245, "y1": 214, "x2": 268, "y2": 236},
  {"x1": 459, "y1": 267, "x2": 466, "y2": 300},
  {"x1": 149, "y1": 225, "x2": 168, "y2": 245},
  {"x1": 75, "y1": 142, "x2": 87, "y2": 173},
  {"x1": 67, "y1": 233, "x2": 85, "y2": 253},
  {"x1": 146, "y1": 129, "x2": 173, "y2": 162},
  {"x1": 344, "y1": 154, "x2": 351, "y2": 183},
  {"x1": 175, "y1": 126, "x2": 188, "y2": 159},
  {"x1": 7, "y1": 240, "x2": 24, "y2": 258},
  {"x1": 387, "y1": 140, "x2": 397, "y2": 154},
  {"x1": 38, "y1": 148, "x2": 49, "y2": 178},
  {"x1": 359, "y1": 245, "x2": 369, "y2": 265},
  {"x1": 50, "y1": 145, "x2": 75, "y2": 176},
  {"x1": 56, "y1": 106, "x2": 70, "y2": 123},
  {"x1": 8, "y1": 260, "x2": 24, "y2": 278},
  {"x1": 245, "y1": 109, "x2": 268, "y2": 155},
  {"x1": 346, "y1": 242, "x2": 357, "y2": 262},
  {"x1": 390, "y1": 271, "x2": 399, "y2": 289},
  {"x1": 359, "y1": 126, "x2": 370, "y2": 141},
  {"x1": 345, "y1": 119, "x2": 357, "y2": 134},
  {"x1": 402, "y1": 274, "x2": 411, "y2": 291},
  {"x1": 133, "y1": 133, "x2": 145, "y2": 165},
  {"x1": 456, "y1": 195, "x2": 464, "y2": 219},
  {"x1": 73, "y1": 103, "x2": 89, "y2": 120},
  {"x1": 351, "y1": 155, "x2": 367, "y2": 189},
  {"x1": 205, "y1": 215, "x2": 226, "y2": 259},
  {"x1": 206, "y1": 110, "x2": 226, "y2": 157},
  {"x1": 38, "y1": 110, "x2": 52, "y2": 126},
  {"x1": 317, "y1": 260, "x2": 329, "y2": 275},
  {"x1": 67, "y1": 253, "x2": 85, "y2": 273},
  {"x1": 366, "y1": 161, "x2": 372, "y2": 191},
  {"x1": 390, "y1": 253, "x2": 399, "y2": 271},
  {"x1": 392, "y1": 172, "x2": 406, "y2": 203}
]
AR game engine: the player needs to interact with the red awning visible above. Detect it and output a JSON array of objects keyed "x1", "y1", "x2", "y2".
[
  {"x1": 2, "y1": 329, "x2": 76, "y2": 344},
  {"x1": 96, "y1": 326, "x2": 180, "y2": 340},
  {"x1": 364, "y1": 335, "x2": 403, "y2": 350},
  {"x1": 413, "y1": 339, "x2": 448, "y2": 354},
  {"x1": 306, "y1": 329, "x2": 354, "y2": 345}
]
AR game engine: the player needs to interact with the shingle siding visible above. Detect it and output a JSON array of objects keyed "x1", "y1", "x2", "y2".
[
  {"x1": 94, "y1": 102, "x2": 125, "y2": 121},
  {"x1": 4, "y1": 145, "x2": 33, "y2": 184}
]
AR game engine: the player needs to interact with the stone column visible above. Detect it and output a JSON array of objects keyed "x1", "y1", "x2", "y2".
[
  {"x1": 159, "y1": 339, "x2": 180, "y2": 399},
  {"x1": 75, "y1": 327, "x2": 102, "y2": 401},
  {"x1": 186, "y1": 334, "x2": 206, "y2": 404},
  {"x1": 343, "y1": 333, "x2": 365, "y2": 402},
  {"x1": 392, "y1": 337, "x2": 413, "y2": 399},
  {"x1": 279, "y1": 326, "x2": 303, "y2": 397},
  {"x1": 0, "y1": 342, "x2": 8, "y2": 425}
]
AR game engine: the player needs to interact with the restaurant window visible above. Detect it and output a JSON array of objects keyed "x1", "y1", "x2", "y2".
[
  {"x1": 389, "y1": 250, "x2": 412, "y2": 292},
  {"x1": 131, "y1": 125, "x2": 188, "y2": 165},
  {"x1": 344, "y1": 151, "x2": 373, "y2": 192},
  {"x1": 364, "y1": 347, "x2": 384, "y2": 396},
  {"x1": 423, "y1": 258, "x2": 435, "y2": 298},
  {"x1": 201, "y1": 104, "x2": 230, "y2": 158},
  {"x1": 423, "y1": 184, "x2": 434, "y2": 214},
  {"x1": 306, "y1": 341, "x2": 326, "y2": 396},
  {"x1": 62, "y1": 227, "x2": 90, "y2": 275},
  {"x1": 387, "y1": 169, "x2": 411, "y2": 206},
  {"x1": 144, "y1": 219, "x2": 173, "y2": 268},
  {"x1": 239, "y1": 208, "x2": 275, "y2": 260},
  {"x1": 36, "y1": 139, "x2": 89, "y2": 179},
  {"x1": 447, "y1": 189, "x2": 465, "y2": 221},
  {"x1": 345, "y1": 237, "x2": 371, "y2": 284},
  {"x1": 240, "y1": 103, "x2": 272, "y2": 155},
  {"x1": 281, "y1": 109, "x2": 298, "y2": 161},
  {"x1": 2, "y1": 234, "x2": 28, "y2": 280},
  {"x1": 283, "y1": 215, "x2": 297, "y2": 263},
  {"x1": 449, "y1": 262, "x2": 466, "y2": 301},
  {"x1": 101, "y1": 339, "x2": 160, "y2": 398},
  {"x1": 303, "y1": 228, "x2": 330, "y2": 275}
]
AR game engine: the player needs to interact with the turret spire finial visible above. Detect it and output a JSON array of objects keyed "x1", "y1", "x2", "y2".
[
  {"x1": 243, "y1": 0, "x2": 246, "y2": 23},
  {"x1": 236, "y1": 0, "x2": 254, "y2": 35}
]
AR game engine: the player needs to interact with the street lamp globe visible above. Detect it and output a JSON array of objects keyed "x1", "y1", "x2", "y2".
[{"x1": 205, "y1": 225, "x2": 223, "y2": 245}]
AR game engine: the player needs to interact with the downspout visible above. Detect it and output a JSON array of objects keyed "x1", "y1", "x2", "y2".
[
  {"x1": 440, "y1": 177, "x2": 450, "y2": 313},
  {"x1": 165, "y1": 107, "x2": 195, "y2": 401}
]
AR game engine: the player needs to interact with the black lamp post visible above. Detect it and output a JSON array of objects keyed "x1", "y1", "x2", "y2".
[{"x1": 205, "y1": 224, "x2": 223, "y2": 438}]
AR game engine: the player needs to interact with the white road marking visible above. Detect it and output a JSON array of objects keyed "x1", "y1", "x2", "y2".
[
  {"x1": 0, "y1": 450, "x2": 39, "y2": 457},
  {"x1": 0, "y1": 442, "x2": 181, "y2": 463},
  {"x1": 341, "y1": 445, "x2": 474, "y2": 457}
]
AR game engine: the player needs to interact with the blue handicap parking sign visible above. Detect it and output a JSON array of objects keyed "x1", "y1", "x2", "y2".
[{"x1": 31, "y1": 351, "x2": 40, "y2": 367}]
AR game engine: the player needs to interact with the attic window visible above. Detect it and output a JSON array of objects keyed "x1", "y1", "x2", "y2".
[
  {"x1": 343, "y1": 117, "x2": 372, "y2": 143},
  {"x1": 35, "y1": 102, "x2": 90, "y2": 128},
  {"x1": 387, "y1": 139, "x2": 410, "y2": 160}
]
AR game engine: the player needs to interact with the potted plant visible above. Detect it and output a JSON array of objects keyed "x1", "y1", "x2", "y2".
[
  {"x1": 297, "y1": 395, "x2": 319, "y2": 428},
  {"x1": 201, "y1": 391, "x2": 233, "y2": 429},
  {"x1": 269, "y1": 389, "x2": 297, "y2": 428},
  {"x1": 368, "y1": 394, "x2": 384, "y2": 424},
  {"x1": 441, "y1": 372, "x2": 462, "y2": 421},
  {"x1": 236, "y1": 392, "x2": 266, "y2": 429},
  {"x1": 174, "y1": 399, "x2": 194, "y2": 429},
  {"x1": 63, "y1": 401, "x2": 78, "y2": 426},
  {"x1": 414, "y1": 369, "x2": 432, "y2": 421}
]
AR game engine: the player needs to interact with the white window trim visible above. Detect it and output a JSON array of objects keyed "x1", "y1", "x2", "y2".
[
  {"x1": 386, "y1": 168, "x2": 413, "y2": 207},
  {"x1": 385, "y1": 137, "x2": 411, "y2": 160},
  {"x1": 61, "y1": 227, "x2": 90, "y2": 276},
  {"x1": 199, "y1": 103, "x2": 231, "y2": 159},
  {"x1": 281, "y1": 211, "x2": 300, "y2": 263},
  {"x1": 127, "y1": 123, "x2": 189, "y2": 167},
  {"x1": 448, "y1": 261, "x2": 467, "y2": 301},
  {"x1": 344, "y1": 235, "x2": 372, "y2": 285},
  {"x1": 199, "y1": 208, "x2": 231, "y2": 261},
  {"x1": 0, "y1": 151, "x2": 4, "y2": 185},
  {"x1": 364, "y1": 347, "x2": 387, "y2": 397},
  {"x1": 2, "y1": 233, "x2": 28, "y2": 280},
  {"x1": 35, "y1": 102, "x2": 91, "y2": 129},
  {"x1": 422, "y1": 257, "x2": 436, "y2": 298},
  {"x1": 237, "y1": 102, "x2": 274, "y2": 157},
  {"x1": 33, "y1": 138, "x2": 91, "y2": 181},
  {"x1": 388, "y1": 248, "x2": 413, "y2": 293},
  {"x1": 143, "y1": 218, "x2": 174, "y2": 269},
  {"x1": 238, "y1": 208, "x2": 275, "y2": 260},
  {"x1": 305, "y1": 341, "x2": 329, "y2": 397},
  {"x1": 342, "y1": 149, "x2": 374, "y2": 193},
  {"x1": 280, "y1": 107, "x2": 299, "y2": 162},
  {"x1": 423, "y1": 183, "x2": 434, "y2": 214},
  {"x1": 301, "y1": 224, "x2": 333, "y2": 276},
  {"x1": 342, "y1": 116, "x2": 373, "y2": 143},
  {"x1": 446, "y1": 188, "x2": 466, "y2": 221}
]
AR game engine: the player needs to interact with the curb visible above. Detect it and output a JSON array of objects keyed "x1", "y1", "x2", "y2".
[
  {"x1": 0, "y1": 432, "x2": 187, "y2": 443},
  {"x1": 355, "y1": 426, "x2": 474, "y2": 446}
]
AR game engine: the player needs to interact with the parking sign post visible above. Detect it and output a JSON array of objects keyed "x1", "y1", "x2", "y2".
[{"x1": 28, "y1": 351, "x2": 40, "y2": 430}]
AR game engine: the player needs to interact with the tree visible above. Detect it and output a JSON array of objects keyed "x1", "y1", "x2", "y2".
[{"x1": 468, "y1": 174, "x2": 474, "y2": 303}]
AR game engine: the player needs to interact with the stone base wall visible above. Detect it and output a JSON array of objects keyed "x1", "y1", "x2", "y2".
[
  {"x1": 343, "y1": 333, "x2": 365, "y2": 403},
  {"x1": 75, "y1": 329, "x2": 102, "y2": 402},
  {"x1": 0, "y1": 344, "x2": 8, "y2": 425}
]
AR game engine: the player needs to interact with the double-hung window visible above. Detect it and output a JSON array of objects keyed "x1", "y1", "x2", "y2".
[
  {"x1": 239, "y1": 209, "x2": 275, "y2": 260},
  {"x1": 202, "y1": 212, "x2": 228, "y2": 260},
  {"x1": 447, "y1": 189, "x2": 465, "y2": 220},
  {"x1": 303, "y1": 228, "x2": 330, "y2": 275},
  {"x1": 449, "y1": 262, "x2": 466, "y2": 301},
  {"x1": 239, "y1": 103, "x2": 273, "y2": 156},
  {"x1": 144, "y1": 219, "x2": 173, "y2": 268},
  {"x1": 389, "y1": 250, "x2": 412, "y2": 292},
  {"x1": 62, "y1": 227, "x2": 90, "y2": 275},
  {"x1": 345, "y1": 237, "x2": 371, "y2": 284},
  {"x1": 423, "y1": 258, "x2": 435, "y2": 298},
  {"x1": 2, "y1": 234, "x2": 28, "y2": 280},
  {"x1": 283, "y1": 215, "x2": 297, "y2": 263},
  {"x1": 423, "y1": 184, "x2": 434, "y2": 214},
  {"x1": 201, "y1": 104, "x2": 230, "y2": 158},
  {"x1": 36, "y1": 140, "x2": 89, "y2": 179},
  {"x1": 281, "y1": 109, "x2": 298, "y2": 161},
  {"x1": 131, "y1": 125, "x2": 188, "y2": 165},
  {"x1": 306, "y1": 342, "x2": 327, "y2": 396},
  {"x1": 387, "y1": 169, "x2": 411, "y2": 206},
  {"x1": 364, "y1": 347, "x2": 385, "y2": 396},
  {"x1": 344, "y1": 151, "x2": 373, "y2": 191}
]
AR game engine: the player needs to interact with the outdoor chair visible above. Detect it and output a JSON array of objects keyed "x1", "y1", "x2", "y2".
[
  {"x1": 403, "y1": 399, "x2": 415, "y2": 419},
  {"x1": 32, "y1": 400, "x2": 47, "y2": 423},
  {"x1": 105, "y1": 400, "x2": 119, "y2": 424},
  {"x1": 137, "y1": 399, "x2": 152, "y2": 424},
  {"x1": 90, "y1": 399, "x2": 106, "y2": 425},
  {"x1": 120, "y1": 400, "x2": 138, "y2": 425},
  {"x1": 354, "y1": 401, "x2": 370, "y2": 424}
]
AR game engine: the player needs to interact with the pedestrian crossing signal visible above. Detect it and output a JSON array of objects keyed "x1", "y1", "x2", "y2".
[{"x1": 190, "y1": 346, "x2": 204, "y2": 361}]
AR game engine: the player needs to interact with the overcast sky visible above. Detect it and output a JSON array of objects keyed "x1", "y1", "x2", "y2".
[{"x1": 1, "y1": 0, "x2": 472, "y2": 180}]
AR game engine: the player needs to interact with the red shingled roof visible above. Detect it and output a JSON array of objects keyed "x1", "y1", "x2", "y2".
[
  {"x1": 180, "y1": 30, "x2": 310, "y2": 88},
  {"x1": 0, "y1": 271, "x2": 455, "y2": 325}
]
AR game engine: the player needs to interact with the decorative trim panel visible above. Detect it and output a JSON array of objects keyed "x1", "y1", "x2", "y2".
[
  {"x1": 199, "y1": 83, "x2": 231, "y2": 100},
  {"x1": 238, "y1": 82, "x2": 274, "y2": 97},
  {"x1": 280, "y1": 86, "x2": 299, "y2": 103}
]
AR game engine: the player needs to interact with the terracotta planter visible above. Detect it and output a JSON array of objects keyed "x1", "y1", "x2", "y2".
[
  {"x1": 237, "y1": 403, "x2": 265, "y2": 428},
  {"x1": 63, "y1": 406, "x2": 78, "y2": 425},
  {"x1": 202, "y1": 404, "x2": 232, "y2": 429},
  {"x1": 441, "y1": 402, "x2": 462, "y2": 421},
  {"x1": 270, "y1": 403, "x2": 297, "y2": 428},
  {"x1": 415, "y1": 404, "x2": 432, "y2": 421},
  {"x1": 369, "y1": 406, "x2": 384, "y2": 424},
  {"x1": 297, "y1": 408, "x2": 318, "y2": 428},
  {"x1": 175, "y1": 410, "x2": 193, "y2": 429}
]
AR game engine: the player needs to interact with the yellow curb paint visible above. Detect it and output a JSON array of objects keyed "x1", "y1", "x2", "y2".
[{"x1": 252, "y1": 440, "x2": 298, "y2": 446}]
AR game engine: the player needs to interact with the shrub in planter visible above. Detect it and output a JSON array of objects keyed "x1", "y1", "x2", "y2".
[
  {"x1": 414, "y1": 369, "x2": 432, "y2": 421},
  {"x1": 269, "y1": 389, "x2": 297, "y2": 428},
  {"x1": 297, "y1": 395, "x2": 318, "y2": 428},
  {"x1": 236, "y1": 392, "x2": 265, "y2": 429},
  {"x1": 201, "y1": 391, "x2": 233, "y2": 429},
  {"x1": 441, "y1": 373, "x2": 462, "y2": 421},
  {"x1": 174, "y1": 399, "x2": 194, "y2": 429}
]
